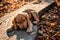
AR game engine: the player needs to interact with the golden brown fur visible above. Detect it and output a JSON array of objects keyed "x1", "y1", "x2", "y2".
[{"x1": 7, "y1": 9, "x2": 39, "y2": 33}]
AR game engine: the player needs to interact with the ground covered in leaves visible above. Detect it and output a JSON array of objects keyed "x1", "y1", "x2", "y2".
[
  {"x1": 0, "y1": 0, "x2": 30, "y2": 18},
  {"x1": 36, "y1": 4, "x2": 60, "y2": 40}
]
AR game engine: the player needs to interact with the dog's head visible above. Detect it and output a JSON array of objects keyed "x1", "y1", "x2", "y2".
[{"x1": 12, "y1": 13, "x2": 29, "y2": 29}]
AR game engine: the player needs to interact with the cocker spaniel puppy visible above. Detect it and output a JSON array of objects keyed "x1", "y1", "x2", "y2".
[{"x1": 7, "y1": 9, "x2": 39, "y2": 33}]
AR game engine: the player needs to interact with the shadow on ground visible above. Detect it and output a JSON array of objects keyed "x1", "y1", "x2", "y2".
[{"x1": 7, "y1": 25, "x2": 37, "y2": 40}]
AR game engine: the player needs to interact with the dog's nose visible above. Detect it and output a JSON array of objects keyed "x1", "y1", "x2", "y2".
[{"x1": 19, "y1": 25, "x2": 24, "y2": 29}]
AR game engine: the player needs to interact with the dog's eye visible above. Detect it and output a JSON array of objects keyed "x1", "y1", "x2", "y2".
[{"x1": 23, "y1": 20, "x2": 25, "y2": 22}]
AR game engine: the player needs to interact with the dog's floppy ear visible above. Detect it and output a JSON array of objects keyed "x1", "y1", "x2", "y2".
[
  {"x1": 23, "y1": 12, "x2": 29, "y2": 21},
  {"x1": 12, "y1": 18, "x2": 17, "y2": 30},
  {"x1": 24, "y1": 12, "x2": 33, "y2": 33},
  {"x1": 24, "y1": 12, "x2": 33, "y2": 27}
]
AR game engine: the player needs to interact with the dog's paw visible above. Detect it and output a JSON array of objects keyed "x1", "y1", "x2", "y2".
[
  {"x1": 33, "y1": 21, "x2": 38, "y2": 25},
  {"x1": 27, "y1": 28, "x2": 33, "y2": 33}
]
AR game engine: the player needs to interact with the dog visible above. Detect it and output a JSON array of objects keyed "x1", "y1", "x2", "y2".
[{"x1": 7, "y1": 9, "x2": 39, "y2": 33}]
